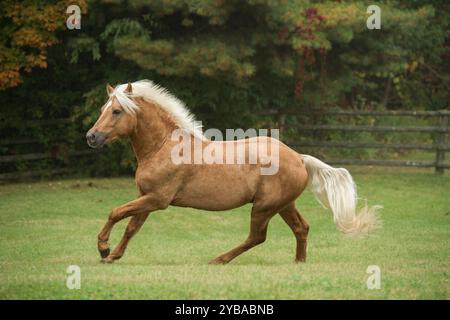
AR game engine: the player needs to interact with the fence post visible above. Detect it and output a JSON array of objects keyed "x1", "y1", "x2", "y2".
[
  {"x1": 435, "y1": 112, "x2": 448, "y2": 175},
  {"x1": 277, "y1": 109, "x2": 286, "y2": 135}
]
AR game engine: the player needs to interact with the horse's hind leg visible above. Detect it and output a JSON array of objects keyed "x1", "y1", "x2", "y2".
[
  {"x1": 279, "y1": 202, "x2": 310, "y2": 262},
  {"x1": 102, "y1": 212, "x2": 150, "y2": 263},
  {"x1": 209, "y1": 207, "x2": 275, "y2": 265}
]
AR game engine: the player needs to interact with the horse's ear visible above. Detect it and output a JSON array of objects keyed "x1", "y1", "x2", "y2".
[
  {"x1": 106, "y1": 83, "x2": 114, "y2": 95},
  {"x1": 124, "y1": 82, "x2": 132, "y2": 94}
]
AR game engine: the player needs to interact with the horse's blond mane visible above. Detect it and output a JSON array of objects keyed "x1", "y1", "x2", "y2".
[{"x1": 111, "y1": 80, "x2": 204, "y2": 139}]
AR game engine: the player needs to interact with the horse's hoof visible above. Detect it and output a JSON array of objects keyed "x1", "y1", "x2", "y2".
[
  {"x1": 101, "y1": 256, "x2": 114, "y2": 264},
  {"x1": 99, "y1": 248, "x2": 110, "y2": 259}
]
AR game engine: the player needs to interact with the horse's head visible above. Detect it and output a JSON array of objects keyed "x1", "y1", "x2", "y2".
[{"x1": 86, "y1": 83, "x2": 138, "y2": 148}]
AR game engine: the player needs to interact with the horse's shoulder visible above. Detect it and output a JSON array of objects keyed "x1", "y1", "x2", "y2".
[{"x1": 135, "y1": 161, "x2": 183, "y2": 196}]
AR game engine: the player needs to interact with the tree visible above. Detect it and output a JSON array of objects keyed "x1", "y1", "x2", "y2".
[
  {"x1": 0, "y1": 0, "x2": 87, "y2": 89},
  {"x1": 91, "y1": 0, "x2": 446, "y2": 111}
]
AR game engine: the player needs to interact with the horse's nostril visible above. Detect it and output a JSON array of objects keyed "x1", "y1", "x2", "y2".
[{"x1": 86, "y1": 132, "x2": 96, "y2": 143}]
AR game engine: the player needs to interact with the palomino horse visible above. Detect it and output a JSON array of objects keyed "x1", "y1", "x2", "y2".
[{"x1": 86, "y1": 80, "x2": 381, "y2": 264}]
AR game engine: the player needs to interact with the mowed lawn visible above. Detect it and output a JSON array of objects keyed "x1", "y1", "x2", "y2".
[{"x1": 0, "y1": 167, "x2": 448, "y2": 299}]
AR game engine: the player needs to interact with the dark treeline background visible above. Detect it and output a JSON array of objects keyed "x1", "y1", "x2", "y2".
[{"x1": 1, "y1": 0, "x2": 449, "y2": 178}]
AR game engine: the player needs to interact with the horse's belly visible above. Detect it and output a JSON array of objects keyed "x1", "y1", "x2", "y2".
[
  {"x1": 172, "y1": 165, "x2": 258, "y2": 211},
  {"x1": 172, "y1": 192, "x2": 249, "y2": 211}
]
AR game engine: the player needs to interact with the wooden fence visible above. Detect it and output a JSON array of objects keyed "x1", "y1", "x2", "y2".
[
  {"x1": 1, "y1": 109, "x2": 449, "y2": 180},
  {"x1": 259, "y1": 109, "x2": 450, "y2": 174},
  {"x1": 0, "y1": 118, "x2": 98, "y2": 180}
]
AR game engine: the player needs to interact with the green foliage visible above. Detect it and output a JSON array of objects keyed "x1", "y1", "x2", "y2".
[
  {"x1": 101, "y1": 18, "x2": 150, "y2": 40},
  {"x1": 67, "y1": 36, "x2": 101, "y2": 63}
]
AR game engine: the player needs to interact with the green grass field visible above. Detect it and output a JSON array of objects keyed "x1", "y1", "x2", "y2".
[{"x1": 0, "y1": 167, "x2": 448, "y2": 299}]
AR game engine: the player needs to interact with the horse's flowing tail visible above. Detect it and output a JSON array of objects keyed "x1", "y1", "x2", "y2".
[{"x1": 302, "y1": 154, "x2": 382, "y2": 236}]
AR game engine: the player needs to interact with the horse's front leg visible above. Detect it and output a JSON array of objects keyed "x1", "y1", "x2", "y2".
[
  {"x1": 97, "y1": 194, "x2": 167, "y2": 262},
  {"x1": 103, "y1": 212, "x2": 150, "y2": 263}
]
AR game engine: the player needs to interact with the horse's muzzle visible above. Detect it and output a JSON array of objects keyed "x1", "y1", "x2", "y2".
[{"x1": 86, "y1": 131, "x2": 107, "y2": 148}]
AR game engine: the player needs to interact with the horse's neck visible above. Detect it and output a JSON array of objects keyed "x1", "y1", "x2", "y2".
[{"x1": 130, "y1": 106, "x2": 175, "y2": 164}]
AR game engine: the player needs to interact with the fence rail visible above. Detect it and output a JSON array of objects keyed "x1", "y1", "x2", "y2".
[
  {"x1": 271, "y1": 109, "x2": 449, "y2": 174},
  {"x1": 289, "y1": 141, "x2": 450, "y2": 151},
  {"x1": 0, "y1": 150, "x2": 98, "y2": 163},
  {"x1": 260, "y1": 109, "x2": 450, "y2": 117},
  {"x1": 296, "y1": 124, "x2": 449, "y2": 133}
]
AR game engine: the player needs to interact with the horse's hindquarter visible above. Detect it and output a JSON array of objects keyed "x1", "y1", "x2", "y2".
[{"x1": 253, "y1": 142, "x2": 309, "y2": 211}]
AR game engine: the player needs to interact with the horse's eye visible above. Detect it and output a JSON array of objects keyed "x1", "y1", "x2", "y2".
[{"x1": 112, "y1": 109, "x2": 122, "y2": 115}]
